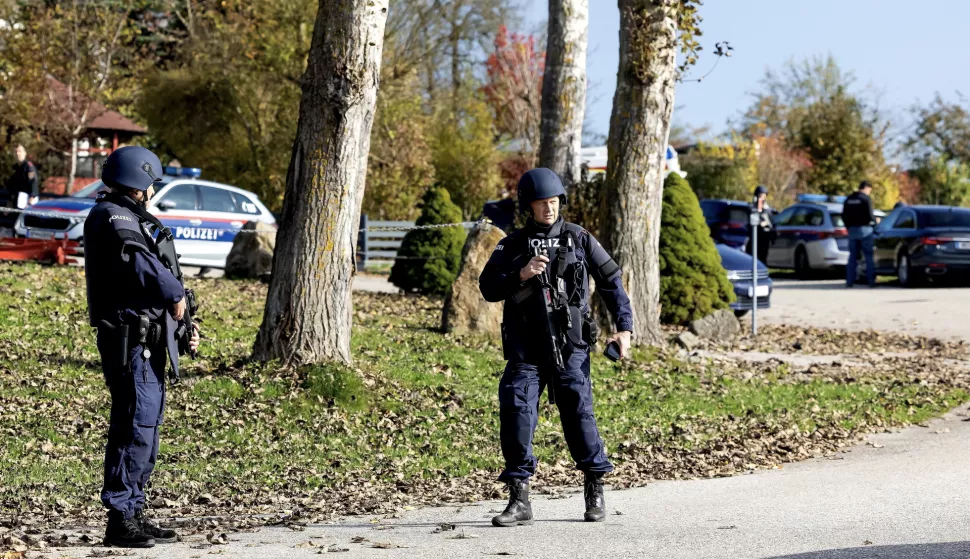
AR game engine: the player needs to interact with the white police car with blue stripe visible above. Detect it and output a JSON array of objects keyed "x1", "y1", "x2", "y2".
[{"x1": 14, "y1": 167, "x2": 277, "y2": 268}]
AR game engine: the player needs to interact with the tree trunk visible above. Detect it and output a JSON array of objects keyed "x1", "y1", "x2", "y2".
[
  {"x1": 252, "y1": 0, "x2": 388, "y2": 366},
  {"x1": 68, "y1": 136, "x2": 79, "y2": 195},
  {"x1": 599, "y1": 0, "x2": 678, "y2": 346},
  {"x1": 538, "y1": 0, "x2": 588, "y2": 189}
]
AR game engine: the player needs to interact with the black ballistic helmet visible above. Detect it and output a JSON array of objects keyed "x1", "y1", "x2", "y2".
[
  {"x1": 517, "y1": 168, "x2": 567, "y2": 213},
  {"x1": 101, "y1": 146, "x2": 164, "y2": 192},
  {"x1": 754, "y1": 185, "x2": 768, "y2": 197}
]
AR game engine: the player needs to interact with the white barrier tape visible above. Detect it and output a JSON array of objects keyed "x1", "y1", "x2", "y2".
[
  {"x1": 1, "y1": 207, "x2": 491, "y2": 236},
  {"x1": 361, "y1": 220, "x2": 485, "y2": 232}
]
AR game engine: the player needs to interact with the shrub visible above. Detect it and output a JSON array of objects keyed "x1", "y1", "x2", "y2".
[
  {"x1": 679, "y1": 139, "x2": 758, "y2": 202},
  {"x1": 430, "y1": 91, "x2": 504, "y2": 219},
  {"x1": 389, "y1": 186, "x2": 466, "y2": 295},
  {"x1": 659, "y1": 173, "x2": 735, "y2": 324},
  {"x1": 363, "y1": 87, "x2": 435, "y2": 220}
]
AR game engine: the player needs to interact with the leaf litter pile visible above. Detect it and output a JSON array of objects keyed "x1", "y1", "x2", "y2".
[{"x1": 2, "y1": 262, "x2": 969, "y2": 551}]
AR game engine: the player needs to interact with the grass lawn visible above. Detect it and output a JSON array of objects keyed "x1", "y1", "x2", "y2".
[{"x1": 0, "y1": 262, "x2": 967, "y2": 529}]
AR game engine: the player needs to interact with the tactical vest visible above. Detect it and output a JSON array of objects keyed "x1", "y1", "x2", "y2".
[
  {"x1": 84, "y1": 193, "x2": 184, "y2": 327},
  {"x1": 512, "y1": 222, "x2": 592, "y2": 352}
]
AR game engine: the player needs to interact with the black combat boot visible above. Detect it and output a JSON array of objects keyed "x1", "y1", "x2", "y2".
[
  {"x1": 104, "y1": 512, "x2": 155, "y2": 548},
  {"x1": 583, "y1": 472, "x2": 606, "y2": 522},
  {"x1": 491, "y1": 479, "x2": 534, "y2": 527},
  {"x1": 135, "y1": 509, "x2": 178, "y2": 543}
]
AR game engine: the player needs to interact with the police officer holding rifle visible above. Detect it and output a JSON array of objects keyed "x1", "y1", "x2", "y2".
[
  {"x1": 479, "y1": 168, "x2": 634, "y2": 526},
  {"x1": 84, "y1": 146, "x2": 200, "y2": 548}
]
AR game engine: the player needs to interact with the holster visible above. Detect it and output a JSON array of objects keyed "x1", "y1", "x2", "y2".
[
  {"x1": 97, "y1": 314, "x2": 159, "y2": 370},
  {"x1": 583, "y1": 312, "x2": 599, "y2": 347},
  {"x1": 97, "y1": 321, "x2": 130, "y2": 370}
]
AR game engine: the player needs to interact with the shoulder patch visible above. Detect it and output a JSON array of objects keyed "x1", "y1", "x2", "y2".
[{"x1": 109, "y1": 214, "x2": 133, "y2": 223}]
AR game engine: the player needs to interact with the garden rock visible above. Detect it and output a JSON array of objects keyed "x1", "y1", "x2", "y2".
[
  {"x1": 675, "y1": 331, "x2": 702, "y2": 351},
  {"x1": 225, "y1": 221, "x2": 276, "y2": 280},
  {"x1": 689, "y1": 309, "x2": 740, "y2": 342},
  {"x1": 441, "y1": 223, "x2": 506, "y2": 337}
]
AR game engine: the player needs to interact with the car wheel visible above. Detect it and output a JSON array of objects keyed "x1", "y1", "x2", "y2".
[
  {"x1": 734, "y1": 309, "x2": 749, "y2": 318},
  {"x1": 897, "y1": 253, "x2": 921, "y2": 288},
  {"x1": 794, "y1": 247, "x2": 812, "y2": 280}
]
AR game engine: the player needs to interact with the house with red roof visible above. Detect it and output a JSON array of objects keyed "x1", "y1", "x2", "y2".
[{"x1": 39, "y1": 77, "x2": 147, "y2": 195}]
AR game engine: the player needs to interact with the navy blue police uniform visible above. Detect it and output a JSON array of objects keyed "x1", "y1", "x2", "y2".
[
  {"x1": 84, "y1": 146, "x2": 186, "y2": 548},
  {"x1": 479, "y1": 168, "x2": 633, "y2": 526}
]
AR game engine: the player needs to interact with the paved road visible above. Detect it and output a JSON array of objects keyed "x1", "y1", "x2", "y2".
[
  {"x1": 47, "y1": 409, "x2": 970, "y2": 559},
  {"x1": 761, "y1": 278, "x2": 970, "y2": 343}
]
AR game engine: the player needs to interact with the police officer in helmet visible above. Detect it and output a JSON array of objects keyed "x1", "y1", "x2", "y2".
[
  {"x1": 84, "y1": 146, "x2": 200, "y2": 548},
  {"x1": 749, "y1": 185, "x2": 773, "y2": 265},
  {"x1": 479, "y1": 168, "x2": 633, "y2": 526}
]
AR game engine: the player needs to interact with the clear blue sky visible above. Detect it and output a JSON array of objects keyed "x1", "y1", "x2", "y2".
[{"x1": 523, "y1": 0, "x2": 970, "y2": 153}]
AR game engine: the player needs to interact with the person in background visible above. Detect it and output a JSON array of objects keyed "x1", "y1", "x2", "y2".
[
  {"x1": 4, "y1": 144, "x2": 39, "y2": 208},
  {"x1": 842, "y1": 180, "x2": 877, "y2": 288},
  {"x1": 748, "y1": 185, "x2": 773, "y2": 264}
]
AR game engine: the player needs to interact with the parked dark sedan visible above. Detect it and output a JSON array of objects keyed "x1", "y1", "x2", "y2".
[
  {"x1": 717, "y1": 242, "x2": 772, "y2": 316},
  {"x1": 870, "y1": 205, "x2": 970, "y2": 287},
  {"x1": 701, "y1": 199, "x2": 752, "y2": 250}
]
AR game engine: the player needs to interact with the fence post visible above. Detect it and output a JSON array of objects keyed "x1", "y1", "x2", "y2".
[{"x1": 357, "y1": 213, "x2": 368, "y2": 272}]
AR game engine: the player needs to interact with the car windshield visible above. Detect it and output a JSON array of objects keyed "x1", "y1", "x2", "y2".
[
  {"x1": 830, "y1": 213, "x2": 845, "y2": 227},
  {"x1": 701, "y1": 203, "x2": 723, "y2": 221},
  {"x1": 919, "y1": 208, "x2": 970, "y2": 228},
  {"x1": 72, "y1": 181, "x2": 107, "y2": 198},
  {"x1": 727, "y1": 207, "x2": 748, "y2": 223}
]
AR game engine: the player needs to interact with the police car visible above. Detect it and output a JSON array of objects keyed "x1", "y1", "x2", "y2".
[{"x1": 13, "y1": 167, "x2": 277, "y2": 268}]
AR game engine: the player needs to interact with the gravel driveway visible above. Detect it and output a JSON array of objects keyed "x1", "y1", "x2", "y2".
[{"x1": 761, "y1": 277, "x2": 970, "y2": 342}]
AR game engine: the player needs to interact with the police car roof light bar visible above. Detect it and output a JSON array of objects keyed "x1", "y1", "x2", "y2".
[{"x1": 163, "y1": 166, "x2": 203, "y2": 178}]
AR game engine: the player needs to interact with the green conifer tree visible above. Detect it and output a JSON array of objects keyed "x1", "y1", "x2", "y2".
[
  {"x1": 389, "y1": 186, "x2": 466, "y2": 295},
  {"x1": 659, "y1": 173, "x2": 735, "y2": 324}
]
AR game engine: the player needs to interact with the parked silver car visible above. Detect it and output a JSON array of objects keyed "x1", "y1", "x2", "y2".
[{"x1": 766, "y1": 198, "x2": 849, "y2": 278}]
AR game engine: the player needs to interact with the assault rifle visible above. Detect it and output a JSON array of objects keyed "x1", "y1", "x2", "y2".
[
  {"x1": 154, "y1": 225, "x2": 198, "y2": 385},
  {"x1": 529, "y1": 245, "x2": 569, "y2": 404}
]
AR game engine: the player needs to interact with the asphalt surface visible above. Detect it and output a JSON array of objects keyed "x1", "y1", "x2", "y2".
[{"x1": 760, "y1": 277, "x2": 970, "y2": 343}]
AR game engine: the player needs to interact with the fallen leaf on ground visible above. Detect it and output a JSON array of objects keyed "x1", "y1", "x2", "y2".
[
  {"x1": 206, "y1": 532, "x2": 229, "y2": 545},
  {"x1": 371, "y1": 541, "x2": 407, "y2": 549}
]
